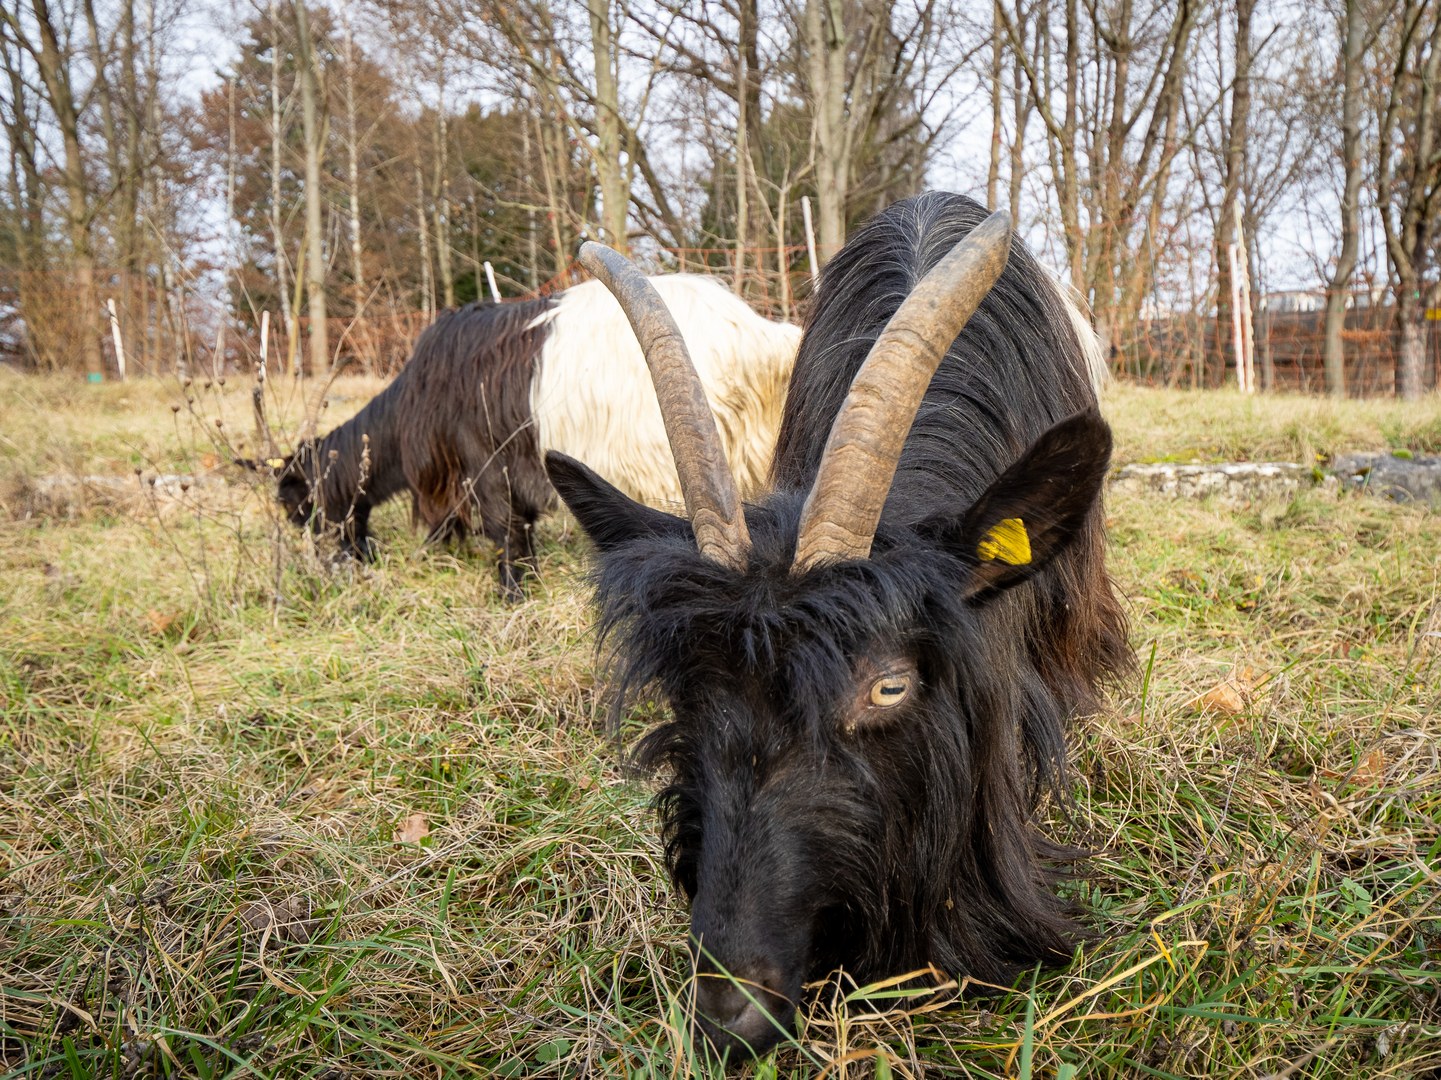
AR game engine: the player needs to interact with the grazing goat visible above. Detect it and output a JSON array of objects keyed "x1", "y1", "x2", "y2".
[
  {"x1": 546, "y1": 192, "x2": 1130, "y2": 1054},
  {"x1": 248, "y1": 276, "x2": 800, "y2": 596}
]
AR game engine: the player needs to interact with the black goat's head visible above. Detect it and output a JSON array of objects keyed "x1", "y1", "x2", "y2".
[
  {"x1": 237, "y1": 447, "x2": 315, "y2": 529},
  {"x1": 550, "y1": 216, "x2": 1114, "y2": 1056},
  {"x1": 236, "y1": 443, "x2": 373, "y2": 560},
  {"x1": 275, "y1": 449, "x2": 316, "y2": 529}
]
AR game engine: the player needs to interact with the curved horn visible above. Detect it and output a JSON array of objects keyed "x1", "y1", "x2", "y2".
[
  {"x1": 792, "y1": 210, "x2": 1013, "y2": 572},
  {"x1": 577, "y1": 241, "x2": 751, "y2": 570}
]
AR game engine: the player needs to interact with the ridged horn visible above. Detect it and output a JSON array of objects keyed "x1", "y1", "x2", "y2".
[
  {"x1": 792, "y1": 209, "x2": 1013, "y2": 572},
  {"x1": 577, "y1": 241, "x2": 751, "y2": 569}
]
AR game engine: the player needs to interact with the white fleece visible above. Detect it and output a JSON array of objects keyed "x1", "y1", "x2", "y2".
[{"x1": 531, "y1": 275, "x2": 802, "y2": 510}]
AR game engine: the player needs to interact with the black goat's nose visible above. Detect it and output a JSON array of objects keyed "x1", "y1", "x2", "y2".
[{"x1": 693, "y1": 968, "x2": 792, "y2": 1056}]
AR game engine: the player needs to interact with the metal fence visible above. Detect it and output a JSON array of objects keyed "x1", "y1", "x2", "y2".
[{"x1": 4, "y1": 263, "x2": 1437, "y2": 396}]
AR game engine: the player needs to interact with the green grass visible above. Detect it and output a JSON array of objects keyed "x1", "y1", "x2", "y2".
[{"x1": 1, "y1": 371, "x2": 1439, "y2": 1077}]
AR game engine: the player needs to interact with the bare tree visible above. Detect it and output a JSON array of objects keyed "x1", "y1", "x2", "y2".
[
  {"x1": 1238, "y1": 29, "x2": 1329, "y2": 391},
  {"x1": 1213, "y1": 0, "x2": 1255, "y2": 388},
  {"x1": 1375, "y1": 0, "x2": 1441, "y2": 400},
  {"x1": 0, "y1": 20, "x2": 46, "y2": 363},
  {"x1": 341, "y1": 0, "x2": 366, "y2": 316},
  {"x1": 801, "y1": 0, "x2": 847, "y2": 257},
  {"x1": 471, "y1": 0, "x2": 689, "y2": 251},
  {"x1": 269, "y1": 0, "x2": 297, "y2": 367},
  {"x1": 999, "y1": 0, "x2": 1199, "y2": 355},
  {"x1": 797, "y1": 0, "x2": 961, "y2": 260},
  {"x1": 623, "y1": 0, "x2": 802, "y2": 289},
  {"x1": 293, "y1": 0, "x2": 329, "y2": 377},
  {"x1": 3, "y1": 0, "x2": 105, "y2": 377},
  {"x1": 1321, "y1": 0, "x2": 1375, "y2": 397},
  {"x1": 432, "y1": 54, "x2": 455, "y2": 307},
  {"x1": 587, "y1": 0, "x2": 628, "y2": 251},
  {"x1": 413, "y1": 153, "x2": 434, "y2": 319}
]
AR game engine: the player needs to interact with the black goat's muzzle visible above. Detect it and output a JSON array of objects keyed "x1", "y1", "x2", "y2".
[{"x1": 691, "y1": 957, "x2": 796, "y2": 1057}]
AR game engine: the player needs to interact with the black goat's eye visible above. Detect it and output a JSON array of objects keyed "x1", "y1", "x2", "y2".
[{"x1": 869, "y1": 673, "x2": 912, "y2": 708}]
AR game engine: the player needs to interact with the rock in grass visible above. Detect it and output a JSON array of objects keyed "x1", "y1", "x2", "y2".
[
  {"x1": 1329, "y1": 452, "x2": 1441, "y2": 508},
  {"x1": 1110, "y1": 462, "x2": 1331, "y2": 505}
]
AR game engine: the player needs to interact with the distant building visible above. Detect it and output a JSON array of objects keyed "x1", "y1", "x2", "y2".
[{"x1": 1260, "y1": 290, "x2": 1326, "y2": 314}]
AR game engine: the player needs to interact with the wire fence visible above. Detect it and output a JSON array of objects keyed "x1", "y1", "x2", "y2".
[
  {"x1": 1116, "y1": 307, "x2": 1440, "y2": 395},
  {"x1": 3, "y1": 263, "x2": 1438, "y2": 396}
]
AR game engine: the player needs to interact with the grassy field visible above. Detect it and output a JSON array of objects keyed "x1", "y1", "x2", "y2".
[{"x1": 1, "y1": 370, "x2": 1439, "y2": 1078}]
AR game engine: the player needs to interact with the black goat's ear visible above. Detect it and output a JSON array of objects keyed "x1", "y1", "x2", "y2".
[
  {"x1": 546, "y1": 451, "x2": 690, "y2": 553},
  {"x1": 925, "y1": 409, "x2": 1112, "y2": 604}
]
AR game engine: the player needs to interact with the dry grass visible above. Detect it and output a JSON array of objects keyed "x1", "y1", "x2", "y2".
[
  {"x1": 1101, "y1": 384, "x2": 1441, "y2": 466},
  {"x1": 1, "y1": 372, "x2": 1439, "y2": 1078}
]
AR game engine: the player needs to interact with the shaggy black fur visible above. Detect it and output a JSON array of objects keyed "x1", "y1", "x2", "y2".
[
  {"x1": 547, "y1": 192, "x2": 1132, "y2": 1056},
  {"x1": 263, "y1": 299, "x2": 556, "y2": 595}
]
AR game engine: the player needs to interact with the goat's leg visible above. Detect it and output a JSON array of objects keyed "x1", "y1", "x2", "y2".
[
  {"x1": 340, "y1": 502, "x2": 375, "y2": 560},
  {"x1": 418, "y1": 487, "x2": 468, "y2": 553},
  {"x1": 511, "y1": 515, "x2": 539, "y2": 583},
  {"x1": 482, "y1": 512, "x2": 533, "y2": 602},
  {"x1": 497, "y1": 543, "x2": 524, "y2": 602},
  {"x1": 499, "y1": 518, "x2": 540, "y2": 600}
]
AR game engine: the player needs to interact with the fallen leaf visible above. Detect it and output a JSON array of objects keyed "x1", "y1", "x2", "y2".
[
  {"x1": 145, "y1": 609, "x2": 179, "y2": 636},
  {"x1": 1187, "y1": 668, "x2": 1258, "y2": 718},
  {"x1": 1189, "y1": 681, "x2": 1244, "y2": 716},
  {"x1": 396, "y1": 813, "x2": 429, "y2": 844},
  {"x1": 1352, "y1": 747, "x2": 1386, "y2": 787}
]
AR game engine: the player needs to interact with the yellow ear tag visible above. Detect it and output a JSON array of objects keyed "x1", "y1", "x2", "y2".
[
  {"x1": 265, "y1": 457, "x2": 287, "y2": 468},
  {"x1": 977, "y1": 517, "x2": 1031, "y2": 565}
]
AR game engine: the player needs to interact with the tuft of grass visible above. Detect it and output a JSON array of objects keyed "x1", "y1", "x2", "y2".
[{"x1": 2, "y1": 374, "x2": 1440, "y2": 1077}]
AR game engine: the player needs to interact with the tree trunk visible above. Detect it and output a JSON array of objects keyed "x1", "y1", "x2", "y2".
[
  {"x1": 218, "y1": 76, "x2": 237, "y2": 378},
  {"x1": 1248, "y1": 236, "x2": 1271, "y2": 390},
  {"x1": 141, "y1": 0, "x2": 178, "y2": 374},
  {"x1": 738, "y1": 0, "x2": 768, "y2": 281},
  {"x1": 1375, "y1": 0, "x2": 1440, "y2": 401},
  {"x1": 433, "y1": 89, "x2": 454, "y2": 308},
  {"x1": 1009, "y1": 51, "x2": 1028, "y2": 223},
  {"x1": 987, "y1": 0, "x2": 1003, "y2": 208},
  {"x1": 804, "y1": 0, "x2": 848, "y2": 260},
  {"x1": 521, "y1": 87, "x2": 539, "y2": 291},
  {"x1": 117, "y1": 0, "x2": 141, "y2": 274},
  {"x1": 293, "y1": 0, "x2": 328, "y2": 377},
  {"x1": 23, "y1": 0, "x2": 104, "y2": 377},
  {"x1": 1213, "y1": 0, "x2": 1254, "y2": 389},
  {"x1": 1059, "y1": 0, "x2": 1083, "y2": 288},
  {"x1": 735, "y1": 61, "x2": 749, "y2": 291},
  {"x1": 1, "y1": 23, "x2": 45, "y2": 364},
  {"x1": 342, "y1": 0, "x2": 366, "y2": 316},
  {"x1": 529, "y1": 98, "x2": 568, "y2": 277},
  {"x1": 1397, "y1": 300, "x2": 1425, "y2": 401},
  {"x1": 586, "y1": 0, "x2": 628, "y2": 252},
  {"x1": 81, "y1": 0, "x2": 122, "y2": 228},
  {"x1": 269, "y1": 0, "x2": 296, "y2": 368},
  {"x1": 414, "y1": 156, "x2": 434, "y2": 319},
  {"x1": 1323, "y1": 0, "x2": 1367, "y2": 399}
]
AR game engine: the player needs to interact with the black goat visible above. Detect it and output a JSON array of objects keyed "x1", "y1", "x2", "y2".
[
  {"x1": 546, "y1": 192, "x2": 1131, "y2": 1054},
  {"x1": 246, "y1": 276, "x2": 799, "y2": 598},
  {"x1": 261, "y1": 300, "x2": 552, "y2": 596}
]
